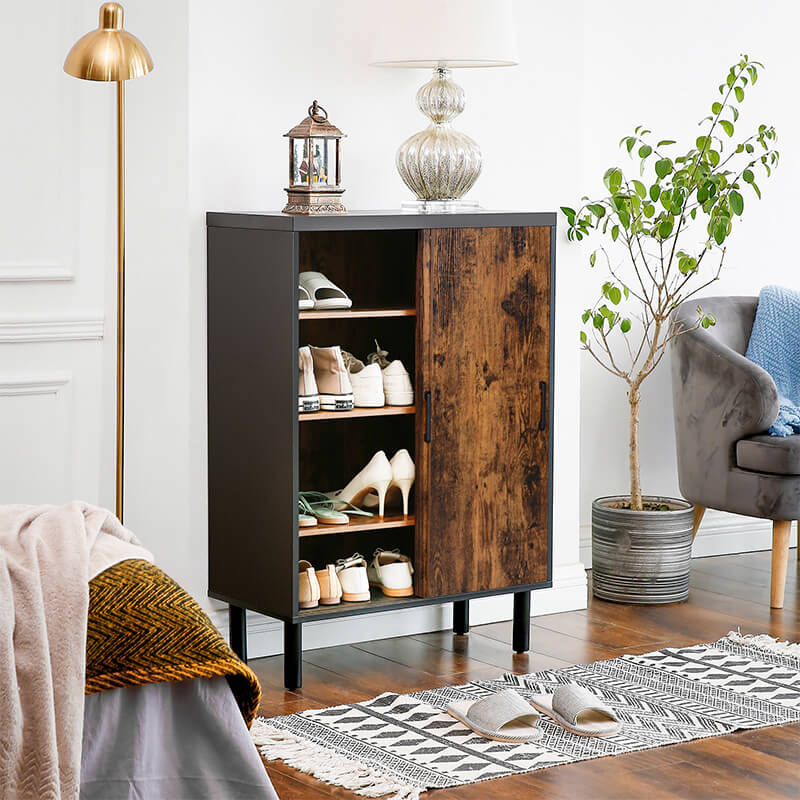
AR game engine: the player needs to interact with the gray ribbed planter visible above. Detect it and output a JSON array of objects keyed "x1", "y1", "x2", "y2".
[{"x1": 591, "y1": 495, "x2": 694, "y2": 605}]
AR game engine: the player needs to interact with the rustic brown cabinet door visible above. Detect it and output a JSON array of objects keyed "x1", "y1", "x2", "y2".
[{"x1": 415, "y1": 226, "x2": 552, "y2": 597}]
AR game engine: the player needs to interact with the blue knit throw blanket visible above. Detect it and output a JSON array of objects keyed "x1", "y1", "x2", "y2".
[{"x1": 745, "y1": 284, "x2": 800, "y2": 436}]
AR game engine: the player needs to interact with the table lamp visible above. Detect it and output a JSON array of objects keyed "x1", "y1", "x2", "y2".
[
  {"x1": 64, "y1": 3, "x2": 153, "y2": 521},
  {"x1": 370, "y1": 0, "x2": 517, "y2": 210}
]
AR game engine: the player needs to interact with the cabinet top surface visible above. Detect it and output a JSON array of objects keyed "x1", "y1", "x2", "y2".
[{"x1": 206, "y1": 209, "x2": 557, "y2": 232}]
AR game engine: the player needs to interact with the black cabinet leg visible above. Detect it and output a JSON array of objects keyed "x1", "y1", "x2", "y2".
[
  {"x1": 453, "y1": 599, "x2": 470, "y2": 635},
  {"x1": 512, "y1": 590, "x2": 531, "y2": 653},
  {"x1": 229, "y1": 604, "x2": 247, "y2": 663},
  {"x1": 284, "y1": 622, "x2": 302, "y2": 690}
]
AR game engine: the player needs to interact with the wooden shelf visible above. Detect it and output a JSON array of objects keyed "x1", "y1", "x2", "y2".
[
  {"x1": 299, "y1": 308, "x2": 416, "y2": 320},
  {"x1": 298, "y1": 587, "x2": 422, "y2": 618},
  {"x1": 299, "y1": 514, "x2": 414, "y2": 537},
  {"x1": 299, "y1": 405, "x2": 415, "y2": 422}
]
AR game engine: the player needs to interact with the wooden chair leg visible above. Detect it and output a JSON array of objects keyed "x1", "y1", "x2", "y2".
[
  {"x1": 770, "y1": 520, "x2": 791, "y2": 609},
  {"x1": 692, "y1": 506, "x2": 705, "y2": 542}
]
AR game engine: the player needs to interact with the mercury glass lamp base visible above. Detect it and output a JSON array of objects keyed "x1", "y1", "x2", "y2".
[{"x1": 401, "y1": 199, "x2": 481, "y2": 214}]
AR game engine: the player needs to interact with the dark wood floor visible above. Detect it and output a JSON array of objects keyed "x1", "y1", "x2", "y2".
[{"x1": 250, "y1": 550, "x2": 800, "y2": 799}]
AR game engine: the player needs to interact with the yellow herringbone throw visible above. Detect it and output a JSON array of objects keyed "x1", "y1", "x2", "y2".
[{"x1": 86, "y1": 559, "x2": 260, "y2": 727}]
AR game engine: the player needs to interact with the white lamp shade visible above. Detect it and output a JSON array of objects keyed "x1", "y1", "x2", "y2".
[{"x1": 369, "y1": 0, "x2": 518, "y2": 68}]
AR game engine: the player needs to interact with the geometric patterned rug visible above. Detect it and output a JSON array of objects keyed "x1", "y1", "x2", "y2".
[{"x1": 251, "y1": 632, "x2": 800, "y2": 800}]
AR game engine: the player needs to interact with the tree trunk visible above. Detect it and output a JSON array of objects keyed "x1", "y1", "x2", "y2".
[{"x1": 629, "y1": 386, "x2": 642, "y2": 510}]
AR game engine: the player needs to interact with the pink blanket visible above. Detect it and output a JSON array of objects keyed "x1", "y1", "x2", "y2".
[{"x1": 0, "y1": 503, "x2": 151, "y2": 799}]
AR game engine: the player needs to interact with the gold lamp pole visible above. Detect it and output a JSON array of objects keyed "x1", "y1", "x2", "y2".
[{"x1": 64, "y1": 3, "x2": 153, "y2": 521}]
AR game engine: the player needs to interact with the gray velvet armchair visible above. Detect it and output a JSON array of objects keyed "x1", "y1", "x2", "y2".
[{"x1": 671, "y1": 296, "x2": 798, "y2": 608}]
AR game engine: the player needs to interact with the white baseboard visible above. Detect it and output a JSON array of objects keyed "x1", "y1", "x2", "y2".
[
  {"x1": 580, "y1": 509, "x2": 798, "y2": 565},
  {"x1": 213, "y1": 561, "x2": 588, "y2": 659}
]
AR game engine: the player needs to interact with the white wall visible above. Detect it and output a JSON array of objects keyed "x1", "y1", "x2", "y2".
[{"x1": 575, "y1": 1, "x2": 800, "y2": 563}]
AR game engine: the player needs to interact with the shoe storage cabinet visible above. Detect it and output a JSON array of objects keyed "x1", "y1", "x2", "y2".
[{"x1": 207, "y1": 211, "x2": 555, "y2": 689}]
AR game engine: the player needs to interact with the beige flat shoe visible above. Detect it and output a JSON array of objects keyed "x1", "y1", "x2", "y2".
[
  {"x1": 298, "y1": 560, "x2": 321, "y2": 609},
  {"x1": 367, "y1": 548, "x2": 414, "y2": 597},
  {"x1": 316, "y1": 564, "x2": 342, "y2": 605}
]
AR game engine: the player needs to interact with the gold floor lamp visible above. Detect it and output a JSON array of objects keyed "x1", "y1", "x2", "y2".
[{"x1": 64, "y1": 3, "x2": 153, "y2": 521}]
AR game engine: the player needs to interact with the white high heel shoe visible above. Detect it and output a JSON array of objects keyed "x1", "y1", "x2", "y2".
[
  {"x1": 328, "y1": 451, "x2": 393, "y2": 517},
  {"x1": 363, "y1": 449, "x2": 415, "y2": 517}
]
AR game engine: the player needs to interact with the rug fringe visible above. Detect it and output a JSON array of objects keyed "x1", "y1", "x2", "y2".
[
  {"x1": 251, "y1": 718, "x2": 423, "y2": 800},
  {"x1": 725, "y1": 630, "x2": 800, "y2": 657}
]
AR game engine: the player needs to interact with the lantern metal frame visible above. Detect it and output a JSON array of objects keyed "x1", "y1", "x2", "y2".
[{"x1": 283, "y1": 101, "x2": 346, "y2": 215}]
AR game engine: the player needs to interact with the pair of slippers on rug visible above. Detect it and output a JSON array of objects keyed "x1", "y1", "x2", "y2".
[{"x1": 447, "y1": 683, "x2": 621, "y2": 742}]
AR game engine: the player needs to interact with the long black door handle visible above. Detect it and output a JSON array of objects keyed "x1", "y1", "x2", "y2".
[
  {"x1": 424, "y1": 390, "x2": 432, "y2": 442},
  {"x1": 538, "y1": 381, "x2": 547, "y2": 431}
]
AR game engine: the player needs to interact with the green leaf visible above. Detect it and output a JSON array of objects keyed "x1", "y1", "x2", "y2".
[
  {"x1": 657, "y1": 139, "x2": 676, "y2": 147},
  {"x1": 587, "y1": 203, "x2": 605, "y2": 218},
  {"x1": 655, "y1": 158, "x2": 673, "y2": 178},
  {"x1": 589, "y1": 251, "x2": 597, "y2": 267},
  {"x1": 729, "y1": 190, "x2": 744, "y2": 215},
  {"x1": 603, "y1": 167, "x2": 623, "y2": 194},
  {"x1": 638, "y1": 144, "x2": 652, "y2": 159},
  {"x1": 632, "y1": 179, "x2": 646, "y2": 198},
  {"x1": 743, "y1": 168, "x2": 755, "y2": 183},
  {"x1": 649, "y1": 184, "x2": 660, "y2": 202},
  {"x1": 593, "y1": 313, "x2": 604, "y2": 329},
  {"x1": 696, "y1": 136, "x2": 709, "y2": 151},
  {"x1": 608, "y1": 286, "x2": 622, "y2": 305},
  {"x1": 581, "y1": 309, "x2": 591, "y2": 323},
  {"x1": 711, "y1": 102, "x2": 723, "y2": 114},
  {"x1": 579, "y1": 330, "x2": 587, "y2": 344},
  {"x1": 611, "y1": 225, "x2": 619, "y2": 242},
  {"x1": 720, "y1": 120, "x2": 734, "y2": 137},
  {"x1": 658, "y1": 218, "x2": 673, "y2": 238},
  {"x1": 620, "y1": 318, "x2": 631, "y2": 333},
  {"x1": 625, "y1": 137, "x2": 636, "y2": 153},
  {"x1": 713, "y1": 223, "x2": 726, "y2": 245},
  {"x1": 734, "y1": 86, "x2": 744, "y2": 102},
  {"x1": 752, "y1": 181, "x2": 762, "y2": 199}
]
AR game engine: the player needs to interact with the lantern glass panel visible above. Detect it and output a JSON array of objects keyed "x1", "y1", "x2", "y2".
[
  {"x1": 309, "y1": 137, "x2": 336, "y2": 187},
  {"x1": 292, "y1": 138, "x2": 311, "y2": 186}
]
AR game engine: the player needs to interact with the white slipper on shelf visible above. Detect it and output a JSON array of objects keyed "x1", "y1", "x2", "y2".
[
  {"x1": 299, "y1": 271, "x2": 352, "y2": 310},
  {"x1": 299, "y1": 284, "x2": 314, "y2": 311},
  {"x1": 367, "y1": 548, "x2": 414, "y2": 597},
  {"x1": 529, "y1": 683, "x2": 622, "y2": 737},
  {"x1": 447, "y1": 689, "x2": 543, "y2": 742}
]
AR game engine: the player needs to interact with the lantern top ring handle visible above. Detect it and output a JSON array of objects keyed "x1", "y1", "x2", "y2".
[{"x1": 309, "y1": 100, "x2": 328, "y2": 122}]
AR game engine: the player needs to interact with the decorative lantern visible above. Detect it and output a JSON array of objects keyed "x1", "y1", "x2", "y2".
[{"x1": 283, "y1": 101, "x2": 346, "y2": 215}]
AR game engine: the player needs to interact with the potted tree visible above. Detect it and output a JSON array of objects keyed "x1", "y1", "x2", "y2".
[{"x1": 562, "y1": 55, "x2": 779, "y2": 604}]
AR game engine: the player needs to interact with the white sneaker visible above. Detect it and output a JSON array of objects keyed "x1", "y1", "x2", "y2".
[
  {"x1": 368, "y1": 340, "x2": 414, "y2": 406},
  {"x1": 335, "y1": 553, "x2": 371, "y2": 602},
  {"x1": 298, "y1": 346, "x2": 320, "y2": 413},
  {"x1": 342, "y1": 352, "x2": 385, "y2": 408},
  {"x1": 367, "y1": 549, "x2": 414, "y2": 597}
]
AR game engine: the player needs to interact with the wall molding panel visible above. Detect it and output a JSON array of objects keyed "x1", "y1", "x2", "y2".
[
  {"x1": 0, "y1": 316, "x2": 104, "y2": 343},
  {"x1": 0, "y1": 263, "x2": 74, "y2": 282},
  {"x1": 0, "y1": 374, "x2": 72, "y2": 397}
]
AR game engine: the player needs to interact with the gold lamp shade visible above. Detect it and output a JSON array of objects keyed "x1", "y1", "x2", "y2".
[{"x1": 64, "y1": 2, "x2": 153, "y2": 82}]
